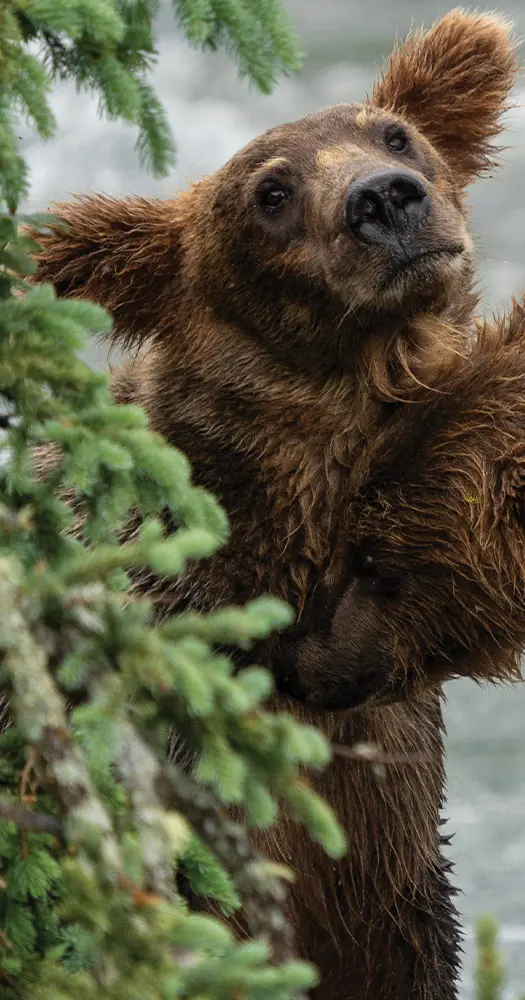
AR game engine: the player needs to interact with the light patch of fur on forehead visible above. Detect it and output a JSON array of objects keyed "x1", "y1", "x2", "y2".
[
  {"x1": 261, "y1": 156, "x2": 291, "y2": 171},
  {"x1": 355, "y1": 107, "x2": 378, "y2": 129},
  {"x1": 316, "y1": 144, "x2": 362, "y2": 169}
]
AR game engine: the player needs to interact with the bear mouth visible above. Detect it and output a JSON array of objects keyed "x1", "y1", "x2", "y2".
[{"x1": 381, "y1": 244, "x2": 465, "y2": 291}]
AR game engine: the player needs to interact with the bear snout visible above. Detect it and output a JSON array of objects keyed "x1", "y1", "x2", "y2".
[{"x1": 345, "y1": 169, "x2": 430, "y2": 248}]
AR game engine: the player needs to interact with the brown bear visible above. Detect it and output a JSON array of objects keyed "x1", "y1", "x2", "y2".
[{"x1": 32, "y1": 10, "x2": 521, "y2": 1000}]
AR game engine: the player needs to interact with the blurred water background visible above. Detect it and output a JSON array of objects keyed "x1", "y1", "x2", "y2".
[{"x1": 20, "y1": 2, "x2": 525, "y2": 995}]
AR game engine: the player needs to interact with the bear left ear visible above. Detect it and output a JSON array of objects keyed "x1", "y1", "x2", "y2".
[
  {"x1": 32, "y1": 193, "x2": 191, "y2": 352},
  {"x1": 371, "y1": 8, "x2": 518, "y2": 186}
]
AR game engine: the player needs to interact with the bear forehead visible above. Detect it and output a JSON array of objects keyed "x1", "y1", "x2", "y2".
[{"x1": 221, "y1": 102, "x2": 410, "y2": 173}]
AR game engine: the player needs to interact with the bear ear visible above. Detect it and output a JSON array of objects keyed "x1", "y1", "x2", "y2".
[
  {"x1": 33, "y1": 194, "x2": 189, "y2": 351},
  {"x1": 371, "y1": 9, "x2": 518, "y2": 186}
]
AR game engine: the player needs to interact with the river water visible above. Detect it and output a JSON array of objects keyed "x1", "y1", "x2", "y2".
[{"x1": 20, "y1": 2, "x2": 525, "y2": 995}]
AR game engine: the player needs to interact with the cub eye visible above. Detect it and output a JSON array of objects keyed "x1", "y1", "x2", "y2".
[
  {"x1": 385, "y1": 127, "x2": 409, "y2": 153},
  {"x1": 360, "y1": 554, "x2": 378, "y2": 576},
  {"x1": 355, "y1": 551, "x2": 400, "y2": 598},
  {"x1": 258, "y1": 181, "x2": 290, "y2": 213},
  {"x1": 359, "y1": 555, "x2": 383, "y2": 593}
]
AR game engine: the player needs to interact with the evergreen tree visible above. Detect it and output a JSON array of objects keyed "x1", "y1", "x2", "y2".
[
  {"x1": 0, "y1": 3, "x2": 345, "y2": 997},
  {"x1": 474, "y1": 917, "x2": 505, "y2": 1000}
]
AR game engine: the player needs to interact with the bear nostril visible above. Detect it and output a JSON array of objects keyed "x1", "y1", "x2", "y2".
[
  {"x1": 389, "y1": 178, "x2": 424, "y2": 208},
  {"x1": 345, "y1": 169, "x2": 430, "y2": 245},
  {"x1": 354, "y1": 192, "x2": 383, "y2": 224}
]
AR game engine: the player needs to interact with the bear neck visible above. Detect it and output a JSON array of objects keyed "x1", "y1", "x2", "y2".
[{"x1": 118, "y1": 289, "x2": 478, "y2": 488}]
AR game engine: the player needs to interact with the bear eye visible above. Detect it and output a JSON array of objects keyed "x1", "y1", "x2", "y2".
[
  {"x1": 258, "y1": 180, "x2": 290, "y2": 214},
  {"x1": 385, "y1": 127, "x2": 409, "y2": 153}
]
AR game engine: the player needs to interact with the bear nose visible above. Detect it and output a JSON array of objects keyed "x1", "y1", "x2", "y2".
[{"x1": 345, "y1": 169, "x2": 430, "y2": 246}]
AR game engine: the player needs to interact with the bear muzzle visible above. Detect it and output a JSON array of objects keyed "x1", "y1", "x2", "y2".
[{"x1": 345, "y1": 169, "x2": 430, "y2": 245}]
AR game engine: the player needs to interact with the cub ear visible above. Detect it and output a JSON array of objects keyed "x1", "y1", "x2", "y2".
[
  {"x1": 371, "y1": 9, "x2": 518, "y2": 186},
  {"x1": 32, "y1": 194, "x2": 189, "y2": 351}
]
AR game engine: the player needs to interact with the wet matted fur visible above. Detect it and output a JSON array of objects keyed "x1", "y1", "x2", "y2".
[{"x1": 32, "y1": 10, "x2": 522, "y2": 999}]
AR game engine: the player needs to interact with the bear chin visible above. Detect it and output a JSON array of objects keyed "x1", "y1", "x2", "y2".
[{"x1": 376, "y1": 246, "x2": 469, "y2": 312}]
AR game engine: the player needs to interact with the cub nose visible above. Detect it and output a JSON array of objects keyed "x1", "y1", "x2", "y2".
[{"x1": 345, "y1": 169, "x2": 430, "y2": 246}]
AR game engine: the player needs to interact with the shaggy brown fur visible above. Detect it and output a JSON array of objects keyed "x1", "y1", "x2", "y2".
[
  {"x1": 340, "y1": 298, "x2": 525, "y2": 697},
  {"x1": 31, "y1": 11, "x2": 521, "y2": 1000}
]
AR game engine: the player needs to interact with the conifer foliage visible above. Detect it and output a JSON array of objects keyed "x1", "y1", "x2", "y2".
[
  {"x1": 0, "y1": 2, "x2": 344, "y2": 997},
  {"x1": 474, "y1": 917, "x2": 505, "y2": 1000}
]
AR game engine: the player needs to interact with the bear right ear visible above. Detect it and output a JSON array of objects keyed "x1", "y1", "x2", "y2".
[
  {"x1": 33, "y1": 194, "x2": 190, "y2": 351},
  {"x1": 371, "y1": 9, "x2": 518, "y2": 186}
]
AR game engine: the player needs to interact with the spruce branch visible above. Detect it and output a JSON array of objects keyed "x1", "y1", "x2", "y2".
[
  {"x1": 0, "y1": 3, "x2": 335, "y2": 996},
  {"x1": 0, "y1": 554, "x2": 320, "y2": 989},
  {"x1": 3, "y1": 0, "x2": 302, "y2": 185},
  {"x1": 113, "y1": 718, "x2": 188, "y2": 902},
  {"x1": 114, "y1": 718, "x2": 309, "y2": 983},
  {"x1": 0, "y1": 556, "x2": 121, "y2": 869},
  {"x1": 0, "y1": 795, "x2": 63, "y2": 836},
  {"x1": 331, "y1": 741, "x2": 432, "y2": 766},
  {"x1": 155, "y1": 759, "x2": 306, "y2": 971},
  {"x1": 475, "y1": 916, "x2": 505, "y2": 1000}
]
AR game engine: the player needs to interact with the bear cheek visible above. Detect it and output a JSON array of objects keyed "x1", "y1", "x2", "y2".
[{"x1": 319, "y1": 238, "x2": 386, "y2": 310}]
